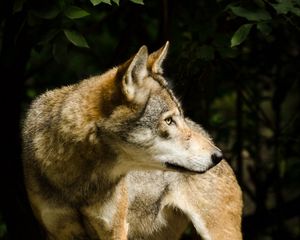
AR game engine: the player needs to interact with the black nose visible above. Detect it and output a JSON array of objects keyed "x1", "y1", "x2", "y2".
[{"x1": 211, "y1": 152, "x2": 223, "y2": 165}]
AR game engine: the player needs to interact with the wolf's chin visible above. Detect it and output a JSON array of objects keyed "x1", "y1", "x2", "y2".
[{"x1": 165, "y1": 162, "x2": 207, "y2": 174}]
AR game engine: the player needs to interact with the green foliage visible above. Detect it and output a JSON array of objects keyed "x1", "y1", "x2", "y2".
[
  {"x1": 227, "y1": 2, "x2": 273, "y2": 48},
  {"x1": 0, "y1": 224, "x2": 6, "y2": 238},
  {"x1": 64, "y1": 6, "x2": 90, "y2": 19},
  {"x1": 13, "y1": 0, "x2": 26, "y2": 13},
  {"x1": 271, "y1": 0, "x2": 300, "y2": 16},
  {"x1": 256, "y1": 22, "x2": 272, "y2": 35},
  {"x1": 229, "y1": 6, "x2": 271, "y2": 21},
  {"x1": 90, "y1": 0, "x2": 136, "y2": 5},
  {"x1": 130, "y1": 0, "x2": 144, "y2": 5},
  {"x1": 101, "y1": 0, "x2": 112, "y2": 5},
  {"x1": 0, "y1": 214, "x2": 7, "y2": 238},
  {"x1": 90, "y1": 0, "x2": 103, "y2": 6},
  {"x1": 113, "y1": 0, "x2": 120, "y2": 5},
  {"x1": 231, "y1": 24, "x2": 253, "y2": 47},
  {"x1": 226, "y1": 0, "x2": 300, "y2": 49},
  {"x1": 64, "y1": 30, "x2": 89, "y2": 48},
  {"x1": 30, "y1": 5, "x2": 60, "y2": 20}
]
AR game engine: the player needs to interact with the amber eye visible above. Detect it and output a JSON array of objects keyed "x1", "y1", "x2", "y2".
[{"x1": 165, "y1": 117, "x2": 173, "y2": 125}]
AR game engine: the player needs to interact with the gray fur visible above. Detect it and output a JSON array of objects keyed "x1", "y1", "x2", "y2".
[{"x1": 22, "y1": 43, "x2": 242, "y2": 240}]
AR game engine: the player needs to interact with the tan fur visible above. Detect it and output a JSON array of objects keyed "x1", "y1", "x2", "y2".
[
  {"x1": 126, "y1": 126, "x2": 243, "y2": 239},
  {"x1": 22, "y1": 42, "x2": 242, "y2": 239},
  {"x1": 166, "y1": 160, "x2": 242, "y2": 240},
  {"x1": 112, "y1": 178, "x2": 129, "y2": 240}
]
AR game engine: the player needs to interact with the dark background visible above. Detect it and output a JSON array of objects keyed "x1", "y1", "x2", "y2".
[{"x1": 0, "y1": 0, "x2": 299, "y2": 239}]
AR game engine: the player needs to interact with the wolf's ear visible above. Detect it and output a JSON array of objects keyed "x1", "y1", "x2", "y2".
[
  {"x1": 122, "y1": 45, "x2": 148, "y2": 101},
  {"x1": 148, "y1": 41, "x2": 169, "y2": 74}
]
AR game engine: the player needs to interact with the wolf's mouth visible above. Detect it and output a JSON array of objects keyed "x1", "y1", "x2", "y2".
[{"x1": 165, "y1": 162, "x2": 205, "y2": 174}]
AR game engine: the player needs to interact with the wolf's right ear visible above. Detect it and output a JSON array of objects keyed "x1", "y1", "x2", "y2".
[
  {"x1": 122, "y1": 46, "x2": 148, "y2": 101},
  {"x1": 148, "y1": 41, "x2": 169, "y2": 74}
]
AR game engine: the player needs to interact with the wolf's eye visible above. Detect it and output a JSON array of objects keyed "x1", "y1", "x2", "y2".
[{"x1": 165, "y1": 117, "x2": 173, "y2": 125}]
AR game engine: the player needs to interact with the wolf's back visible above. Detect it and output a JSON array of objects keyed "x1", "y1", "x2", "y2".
[{"x1": 22, "y1": 85, "x2": 76, "y2": 184}]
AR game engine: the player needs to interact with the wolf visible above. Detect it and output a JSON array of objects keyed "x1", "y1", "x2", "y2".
[{"x1": 22, "y1": 42, "x2": 242, "y2": 240}]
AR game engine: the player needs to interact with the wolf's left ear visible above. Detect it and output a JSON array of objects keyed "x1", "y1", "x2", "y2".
[
  {"x1": 122, "y1": 45, "x2": 148, "y2": 101},
  {"x1": 148, "y1": 41, "x2": 169, "y2": 74}
]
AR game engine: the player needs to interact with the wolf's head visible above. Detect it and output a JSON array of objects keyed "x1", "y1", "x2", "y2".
[{"x1": 99, "y1": 42, "x2": 223, "y2": 176}]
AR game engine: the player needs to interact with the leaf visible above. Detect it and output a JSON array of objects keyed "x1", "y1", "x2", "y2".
[
  {"x1": 254, "y1": 0, "x2": 265, "y2": 8},
  {"x1": 130, "y1": 0, "x2": 144, "y2": 5},
  {"x1": 0, "y1": 223, "x2": 7, "y2": 238},
  {"x1": 31, "y1": 7, "x2": 60, "y2": 20},
  {"x1": 230, "y1": 6, "x2": 271, "y2": 21},
  {"x1": 112, "y1": 0, "x2": 120, "y2": 5},
  {"x1": 271, "y1": 2, "x2": 294, "y2": 15},
  {"x1": 271, "y1": 5, "x2": 287, "y2": 14},
  {"x1": 90, "y1": 0, "x2": 113, "y2": 6},
  {"x1": 257, "y1": 23, "x2": 272, "y2": 35},
  {"x1": 291, "y1": 7, "x2": 300, "y2": 16},
  {"x1": 38, "y1": 29, "x2": 60, "y2": 45},
  {"x1": 64, "y1": 6, "x2": 90, "y2": 19},
  {"x1": 231, "y1": 24, "x2": 253, "y2": 47},
  {"x1": 102, "y1": 0, "x2": 112, "y2": 5},
  {"x1": 13, "y1": 0, "x2": 25, "y2": 13},
  {"x1": 271, "y1": 1, "x2": 300, "y2": 16},
  {"x1": 64, "y1": 30, "x2": 89, "y2": 48},
  {"x1": 90, "y1": 0, "x2": 102, "y2": 6}
]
